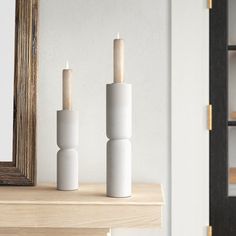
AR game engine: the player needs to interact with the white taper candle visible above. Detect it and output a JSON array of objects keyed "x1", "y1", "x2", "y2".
[
  {"x1": 63, "y1": 61, "x2": 72, "y2": 110},
  {"x1": 114, "y1": 33, "x2": 124, "y2": 83}
]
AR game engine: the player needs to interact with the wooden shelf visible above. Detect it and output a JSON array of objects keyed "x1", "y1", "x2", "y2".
[
  {"x1": 0, "y1": 184, "x2": 163, "y2": 230},
  {"x1": 229, "y1": 168, "x2": 236, "y2": 184},
  {"x1": 0, "y1": 228, "x2": 108, "y2": 236}
]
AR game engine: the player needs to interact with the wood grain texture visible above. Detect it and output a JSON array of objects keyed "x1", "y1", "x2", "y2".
[
  {"x1": 0, "y1": 184, "x2": 164, "y2": 228},
  {"x1": 229, "y1": 168, "x2": 236, "y2": 184},
  {"x1": 230, "y1": 112, "x2": 236, "y2": 119},
  {"x1": 0, "y1": 228, "x2": 109, "y2": 236},
  {"x1": 0, "y1": 184, "x2": 163, "y2": 204},
  {"x1": 0, "y1": 0, "x2": 38, "y2": 185}
]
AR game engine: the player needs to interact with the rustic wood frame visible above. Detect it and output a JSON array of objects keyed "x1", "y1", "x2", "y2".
[{"x1": 0, "y1": 0, "x2": 38, "y2": 185}]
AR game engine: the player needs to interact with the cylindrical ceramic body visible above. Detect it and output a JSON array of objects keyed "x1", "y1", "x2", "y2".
[
  {"x1": 57, "y1": 149, "x2": 78, "y2": 191},
  {"x1": 106, "y1": 139, "x2": 132, "y2": 198},
  {"x1": 57, "y1": 110, "x2": 78, "y2": 149},
  {"x1": 57, "y1": 110, "x2": 78, "y2": 191},
  {"x1": 106, "y1": 83, "x2": 132, "y2": 139}
]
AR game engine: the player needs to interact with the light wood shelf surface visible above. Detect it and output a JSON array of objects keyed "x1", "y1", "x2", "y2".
[
  {"x1": 0, "y1": 228, "x2": 108, "y2": 236},
  {"x1": 0, "y1": 184, "x2": 163, "y2": 229},
  {"x1": 0, "y1": 183, "x2": 163, "y2": 205},
  {"x1": 229, "y1": 168, "x2": 236, "y2": 184}
]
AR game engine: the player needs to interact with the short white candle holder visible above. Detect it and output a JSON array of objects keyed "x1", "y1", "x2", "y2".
[
  {"x1": 106, "y1": 83, "x2": 132, "y2": 198},
  {"x1": 57, "y1": 110, "x2": 79, "y2": 191}
]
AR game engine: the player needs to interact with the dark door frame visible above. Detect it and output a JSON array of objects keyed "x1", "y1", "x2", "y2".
[{"x1": 210, "y1": 0, "x2": 236, "y2": 235}]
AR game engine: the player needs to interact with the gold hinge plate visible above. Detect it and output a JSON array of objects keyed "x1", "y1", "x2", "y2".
[
  {"x1": 208, "y1": 0, "x2": 212, "y2": 9},
  {"x1": 208, "y1": 104, "x2": 212, "y2": 131},
  {"x1": 208, "y1": 226, "x2": 212, "y2": 236}
]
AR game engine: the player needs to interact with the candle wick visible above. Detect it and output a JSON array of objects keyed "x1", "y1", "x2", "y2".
[
  {"x1": 116, "y1": 32, "x2": 120, "y2": 39},
  {"x1": 65, "y1": 60, "x2": 69, "y2": 69}
]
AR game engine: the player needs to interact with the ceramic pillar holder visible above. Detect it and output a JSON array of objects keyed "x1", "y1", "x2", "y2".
[
  {"x1": 106, "y1": 83, "x2": 132, "y2": 198},
  {"x1": 57, "y1": 110, "x2": 79, "y2": 191}
]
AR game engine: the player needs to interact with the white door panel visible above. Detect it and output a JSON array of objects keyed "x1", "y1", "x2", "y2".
[{"x1": 171, "y1": 0, "x2": 209, "y2": 235}]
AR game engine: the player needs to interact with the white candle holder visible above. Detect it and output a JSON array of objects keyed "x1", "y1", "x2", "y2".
[
  {"x1": 106, "y1": 83, "x2": 132, "y2": 198},
  {"x1": 57, "y1": 110, "x2": 78, "y2": 191}
]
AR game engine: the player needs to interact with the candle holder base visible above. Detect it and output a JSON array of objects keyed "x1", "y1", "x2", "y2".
[
  {"x1": 106, "y1": 139, "x2": 131, "y2": 198},
  {"x1": 57, "y1": 149, "x2": 78, "y2": 191},
  {"x1": 57, "y1": 110, "x2": 79, "y2": 191}
]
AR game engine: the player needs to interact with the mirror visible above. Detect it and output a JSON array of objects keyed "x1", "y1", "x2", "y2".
[
  {"x1": 0, "y1": 0, "x2": 15, "y2": 161},
  {"x1": 0, "y1": 0, "x2": 38, "y2": 185}
]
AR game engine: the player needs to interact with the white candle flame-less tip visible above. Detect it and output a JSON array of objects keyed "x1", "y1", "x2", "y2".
[
  {"x1": 116, "y1": 32, "x2": 120, "y2": 39},
  {"x1": 65, "y1": 60, "x2": 70, "y2": 69}
]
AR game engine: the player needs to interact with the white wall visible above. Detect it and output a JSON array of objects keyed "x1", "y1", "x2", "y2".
[
  {"x1": 171, "y1": 0, "x2": 209, "y2": 235},
  {"x1": 38, "y1": 0, "x2": 170, "y2": 235}
]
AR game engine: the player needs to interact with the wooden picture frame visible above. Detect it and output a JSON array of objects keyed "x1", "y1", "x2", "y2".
[{"x1": 0, "y1": 0, "x2": 38, "y2": 185}]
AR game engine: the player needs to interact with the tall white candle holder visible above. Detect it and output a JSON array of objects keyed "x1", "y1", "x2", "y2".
[
  {"x1": 57, "y1": 110, "x2": 79, "y2": 191},
  {"x1": 106, "y1": 83, "x2": 132, "y2": 198}
]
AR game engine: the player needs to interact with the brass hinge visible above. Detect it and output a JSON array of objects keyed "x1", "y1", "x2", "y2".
[
  {"x1": 208, "y1": 0, "x2": 212, "y2": 9},
  {"x1": 208, "y1": 226, "x2": 212, "y2": 236},
  {"x1": 208, "y1": 104, "x2": 212, "y2": 131}
]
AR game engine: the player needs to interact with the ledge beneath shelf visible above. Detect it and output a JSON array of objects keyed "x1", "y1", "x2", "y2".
[
  {"x1": 0, "y1": 228, "x2": 108, "y2": 236},
  {"x1": 0, "y1": 184, "x2": 163, "y2": 229}
]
